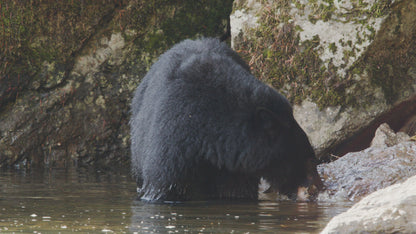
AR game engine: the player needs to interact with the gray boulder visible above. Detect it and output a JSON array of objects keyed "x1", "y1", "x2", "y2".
[
  {"x1": 317, "y1": 140, "x2": 416, "y2": 202},
  {"x1": 321, "y1": 175, "x2": 416, "y2": 233},
  {"x1": 231, "y1": 0, "x2": 416, "y2": 159}
]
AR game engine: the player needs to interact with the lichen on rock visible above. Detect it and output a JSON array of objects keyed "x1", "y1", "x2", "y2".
[
  {"x1": 231, "y1": 0, "x2": 416, "y2": 159},
  {"x1": 292, "y1": 0, "x2": 389, "y2": 77}
]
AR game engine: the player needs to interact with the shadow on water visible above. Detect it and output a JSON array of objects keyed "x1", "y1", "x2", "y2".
[{"x1": 0, "y1": 168, "x2": 352, "y2": 233}]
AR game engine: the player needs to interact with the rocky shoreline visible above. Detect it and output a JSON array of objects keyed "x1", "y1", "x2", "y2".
[
  {"x1": 321, "y1": 174, "x2": 416, "y2": 233},
  {"x1": 318, "y1": 123, "x2": 416, "y2": 233}
]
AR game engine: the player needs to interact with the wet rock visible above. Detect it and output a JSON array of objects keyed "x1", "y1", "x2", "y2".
[
  {"x1": 231, "y1": 0, "x2": 416, "y2": 159},
  {"x1": 321, "y1": 175, "x2": 416, "y2": 234},
  {"x1": 317, "y1": 140, "x2": 416, "y2": 202}
]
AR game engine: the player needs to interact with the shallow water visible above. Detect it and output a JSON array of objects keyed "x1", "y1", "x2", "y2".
[{"x1": 0, "y1": 168, "x2": 352, "y2": 233}]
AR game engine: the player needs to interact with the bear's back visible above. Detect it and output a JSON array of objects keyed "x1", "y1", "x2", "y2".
[
  {"x1": 132, "y1": 38, "x2": 255, "y2": 115},
  {"x1": 132, "y1": 38, "x2": 293, "y2": 133}
]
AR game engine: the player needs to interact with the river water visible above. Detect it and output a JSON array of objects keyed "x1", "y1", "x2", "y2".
[{"x1": 0, "y1": 168, "x2": 352, "y2": 233}]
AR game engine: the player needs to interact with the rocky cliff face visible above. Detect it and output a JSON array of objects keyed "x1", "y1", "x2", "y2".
[
  {"x1": 0, "y1": 0, "x2": 233, "y2": 168},
  {"x1": 231, "y1": 0, "x2": 416, "y2": 159}
]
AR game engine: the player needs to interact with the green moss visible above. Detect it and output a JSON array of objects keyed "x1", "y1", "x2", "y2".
[
  {"x1": 1, "y1": 1, "x2": 125, "y2": 106},
  {"x1": 324, "y1": 0, "x2": 392, "y2": 25},
  {"x1": 356, "y1": 32, "x2": 364, "y2": 45},
  {"x1": 295, "y1": 25, "x2": 304, "y2": 32},
  {"x1": 235, "y1": 1, "x2": 349, "y2": 108},
  {"x1": 308, "y1": 15, "x2": 318, "y2": 24},
  {"x1": 345, "y1": 0, "x2": 416, "y2": 105},
  {"x1": 307, "y1": 0, "x2": 336, "y2": 23},
  {"x1": 294, "y1": 1, "x2": 305, "y2": 11},
  {"x1": 366, "y1": 25, "x2": 376, "y2": 40},
  {"x1": 232, "y1": 0, "x2": 249, "y2": 13},
  {"x1": 114, "y1": 0, "x2": 233, "y2": 72},
  {"x1": 233, "y1": 0, "x2": 400, "y2": 109},
  {"x1": 329, "y1": 42, "x2": 337, "y2": 53},
  {"x1": 370, "y1": 0, "x2": 393, "y2": 17},
  {"x1": 366, "y1": 49, "x2": 414, "y2": 103},
  {"x1": 1, "y1": 0, "x2": 237, "y2": 168},
  {"x1": 343, "y1": 49, "x2": 356, "y2": 62}
]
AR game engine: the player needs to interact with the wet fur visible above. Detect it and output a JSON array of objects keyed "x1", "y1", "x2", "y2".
[{"x1": 130, "y1": 38, "x2": 317, "y2": 201}]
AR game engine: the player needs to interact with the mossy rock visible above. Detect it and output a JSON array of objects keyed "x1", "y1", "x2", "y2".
[
  {"x1": 0, "y1": 0, "x2": 234, "y2": 169},
  {"x1": 231, "y1": 0, "x2": 416, "y2": 159}
]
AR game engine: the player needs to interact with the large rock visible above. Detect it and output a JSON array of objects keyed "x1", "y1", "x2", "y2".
[
  {"x1": 0, "y1": 0, "x2": 234, "y2": 168},
  {"x1": 317, "y1": 136, "x2": 416, "y2": 201},
  {"x1": 231, "y1": 0, "x2": 416, "y2": 159},
  {"x1": 320, "y1": 175, "x2": 416, "y2": 233}
]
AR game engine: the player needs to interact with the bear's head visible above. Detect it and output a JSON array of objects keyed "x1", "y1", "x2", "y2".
[{"x1": 253, "y1": 105, "x2": 323, "y2": 200}]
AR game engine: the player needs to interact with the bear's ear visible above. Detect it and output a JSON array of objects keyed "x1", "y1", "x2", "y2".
[{"x1": 256, "y1": 107, "x2": 290, "y2": 132}]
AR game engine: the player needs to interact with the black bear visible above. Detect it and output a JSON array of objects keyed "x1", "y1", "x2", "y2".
[{"x1": 130, "y1": 38, "x2": 322, "y2": 201}]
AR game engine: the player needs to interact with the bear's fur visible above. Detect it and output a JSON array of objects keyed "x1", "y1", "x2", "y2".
[{"x1": 130, "y1": 38, "x2": 321, "y2": 201}]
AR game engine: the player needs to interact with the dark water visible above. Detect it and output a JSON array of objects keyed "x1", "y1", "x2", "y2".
[{"x1": 0, "y1": 168, "x2": 352, "y2": 233}]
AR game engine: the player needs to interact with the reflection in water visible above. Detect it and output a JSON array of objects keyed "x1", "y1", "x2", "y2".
[
  {"x1": 0, "y1": 169, "x2": 352, "y2": 233},
  {"x1": 130, "y1": 199, "x2": 352, "y2": 233},
  {"x1": 0, "y1": 168, "x2": 136, "y2": 233}
]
